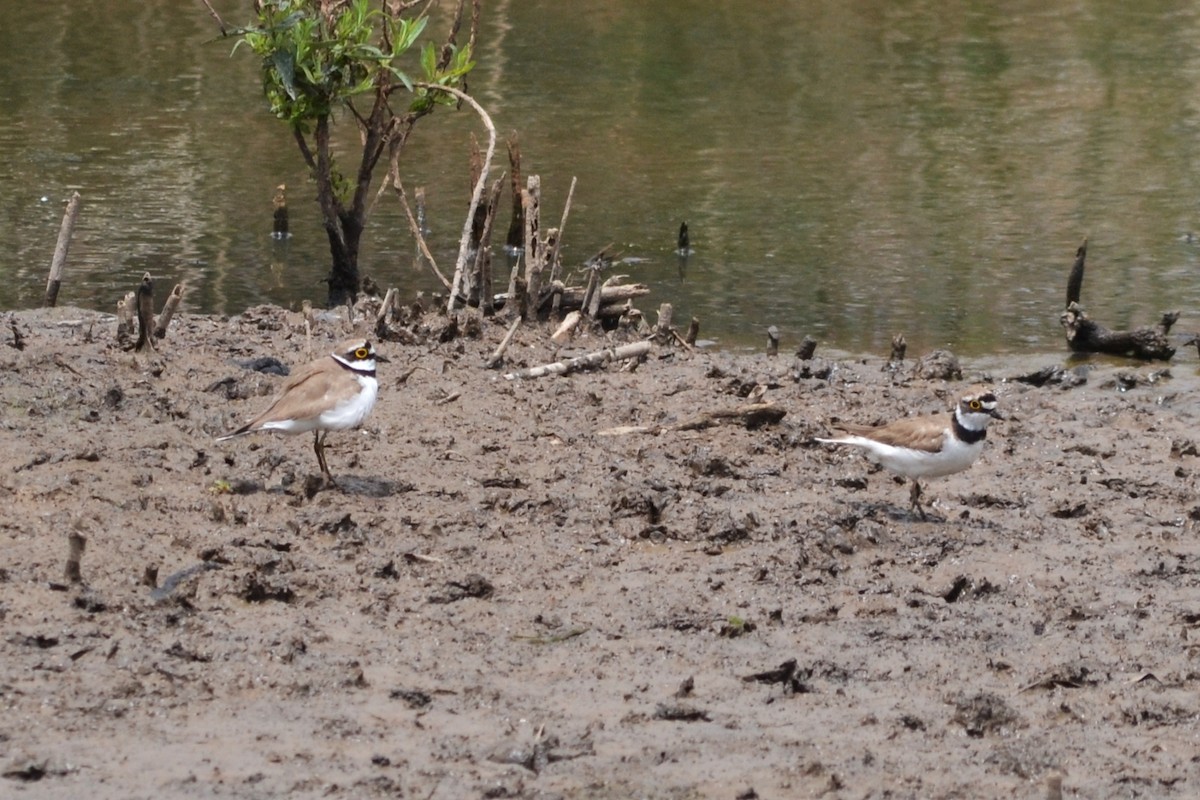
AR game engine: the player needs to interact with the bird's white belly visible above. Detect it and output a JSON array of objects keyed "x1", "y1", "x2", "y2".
[
  {"x1": 869, "y1": 438, "x2": 983, "y2": 478},
  {"x1": 261, "y1": 377, "x2": 378, "y2": 435},
  {"x1": 319, "y1": 377, "x2": 378, "y2": 430},
  {"x1": 831, "y1": 433, "x2": 984, "y2": 479}
]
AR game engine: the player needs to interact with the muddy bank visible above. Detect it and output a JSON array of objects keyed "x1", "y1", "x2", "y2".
[{"x1": 2, "y1": 304, "x2": 1200, "y2": 799}]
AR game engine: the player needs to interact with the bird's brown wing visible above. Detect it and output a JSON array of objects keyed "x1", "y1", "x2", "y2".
[
  {"x1": 832, "y1": 414, "x2": 948, "y2": 453},
  {"x1": 242, "y1": 361, "x2": 360, "y2": 429}
]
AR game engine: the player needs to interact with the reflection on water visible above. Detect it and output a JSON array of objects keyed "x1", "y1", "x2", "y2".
[{"x1": 2, "y1": 0, "x2": 1200, "y2": 354}]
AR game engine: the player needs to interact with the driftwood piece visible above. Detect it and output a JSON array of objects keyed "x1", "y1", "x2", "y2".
[
  {"x1": 431, "y1": 83, "x2": 495, "y2": 315},
  {"x1": 505, "y1": 135, "x2": 524, "y2": 252},
  {"x1": 485, "y1": 315, "x2": 523, "y2": 369},
  {"x1": 596, "y1": 402, "x2": 786, "y2": 436},
  {"x1": 45, "y1": 191, "x2": 82, "y2": 307},
  {"x1": 547, "y1": 177, "x2": 576, "y2": 286},
  {"x1": 135, "y1": 273, "x2": 156, "y2": 352},
  {"x1": 685, "y1": 317, "x2": 700, "y2": 346},
  {"x1": 154, "y1": 284, "x2": 184, "y2": 339},
  {"x1": 766, "y1": 326, "x2": 780, "y2": 357},
  {"x1": 474, "y1": 175, "x2": 505, "y2": 314},
  {"x1": 116, "y1": 291, "x2": 136, "y2": 346},
  {"x1": 488, "y1": 280, "x2": 649, "y2": 320},
  {"x1": 521, "y1": 176, "x2": 542, "y2": 319},
  {"x1": 550, "y1": 310, "x2": 582, "y2": 345},
  {"x1": 65, "y1": 531, "x2": 86, "y2": 584},
  {"x1": 504, "y1": 341, "x2": 651, "y2": 380},
  {"x1": 1060, "y1": 238, "x2": 1177, "y2": 360}
]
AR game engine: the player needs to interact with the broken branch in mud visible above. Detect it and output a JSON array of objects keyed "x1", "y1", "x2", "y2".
[
  {"x1": 522, "y1": 175, "x2": 543, "y2": 319},
  {"x1": 547, "y1": 177, "x2": 576, "y2": 287},
  {"x1": 389, "y1": 176, "x2": 450, "y2": 290},
  {"x1": 153, "y1": 284, "x2": 184, "y2": 339},
  {"x1": 504, "y1": 340, "x2": 651, "y2": 380},
  {"x1": 116, "y1": 291, "x2": 136, "y2": 346},
  {"x1": 429, "y1": 82, "x2": 496, "y2": 315},
  {"x1": 65, "y1": 531, "x2": 86, "y2": 584},
  {"x1": 596, "y1": 401, "x2": 786, "y2": 436},
  {"x1": 1059, "y1": 238, "x2": 1177, "y2": 360},
  {"x1": 134, "y1": 273, "x2": 156, "y2": 352},
  {"x1": 44, "y1": 191, "x2": 82, "y2": 308},
  {"x1": 485, "y1": 315, "x2": 523, "y2": 369},
  {"x1": 474, "y1": 175, "x2": 505, "y2": 315},
  {"x1": 550, "y1": 310, "x2": 582, "y2": 345}
]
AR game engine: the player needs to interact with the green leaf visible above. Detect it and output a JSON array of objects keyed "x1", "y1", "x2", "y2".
[
  {"x1": 420, "y1": 41, "x2": 436, "y2": 80},
  {"x1": 272, "y1": 50, "x2": 298, "y2": 99}
]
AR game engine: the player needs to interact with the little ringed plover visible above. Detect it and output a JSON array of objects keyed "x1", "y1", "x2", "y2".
[
  {"x1": 816, "y1": 386, "x2": 1002, "y2": 519},
  {"x1": 217, "y1": 338, "x2": 386, "y2": 487}
]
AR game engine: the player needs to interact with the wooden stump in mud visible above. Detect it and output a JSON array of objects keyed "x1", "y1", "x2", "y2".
[{"x1": 1060, "y1": 238, "x2": 1177, "y2": 360}]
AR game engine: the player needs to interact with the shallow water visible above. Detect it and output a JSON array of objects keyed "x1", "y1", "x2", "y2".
[{"x1": 3, "y1": 0, "x2": 1200, "y2": 354}]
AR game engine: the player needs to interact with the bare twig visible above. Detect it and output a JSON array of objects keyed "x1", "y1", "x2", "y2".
[
  {"x1": 415, "y1": 82, "x2": 496, "y2": 313},
  {"x1": 503, "y1": 341, "x2": 651, "y2": 380},
  {"x1": 65, "y1": 531, "x2": 86, "y2": 584},
  {"x1": 199, "y1": 0, "x2": 228, "y2": 36},
  {"x1": 485, "y1": 315, "x2": 523, "y2": 369},
  {"x1": 547, "y1": 177, "x2": 577, "y2": 285},
  {"x1": 154, "y1": 284, "x2": 184, "y2": 339},
  {"x1": 135, "y1": 273, "x2": 156, "y2": 352},
  {"x1": 390, "y1": 176, "x2": 450, "y2": 289},
  {"x1": 45, "y1": 191, "x2": 82, "y2": 307}
]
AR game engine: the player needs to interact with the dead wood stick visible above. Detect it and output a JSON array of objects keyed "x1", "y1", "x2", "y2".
[
  {"x1": 1066, "y1": 237, "x2": 1086, "y2": 307},
  {"x1": 377, "y1": 287, "x2": 397, "y2": 327},
  {"x1": 547, "y1": 176, "x2": 577, "y2": 286},
  {"x1": 504, "y1": 340, "x2": 651, "y2": 380},
  {"x1": 522, "y1": 176, "x2": 542, "y2": 319},
  {"x1": 116, "y1": 291, "x2": 136, "y2": 346},
  {"x1": 45, "y1": 191, "x2": 82, "y2": 307},
  {"x1": 9, "y1": 317, "x2": 26, "y2": 351},
  {"x1": 199, "y1": 0, "x2": 228, "y2": 35},
  {"x1": 550, "y1": 310, "x2": 582, "y2": 345},
  {"x1": 486, "y1": 314, "x2": 523, "y2": 368},
  {"x1": 135, "y1": 273, "x2": 155, "y2": 352},
  {"x1": 392, "y1": 177, "x2": 450, "y2": 289},
  {"x1": 505, "y1": 134, "x2": 524, "y2": 251},
  {"x1": 684, "y1": 317, "x2": 700, "y2": 346},
  {"x1": 493, "y1": 282, "x2": 650, "y2": 314},
  {"x1": 1060, "y1": 239, "x2": 1177, "y2": 360},
  {"x1": 153, "y1": 283, "x2": 184, "y2": 339},
  {"x1": 474, "y1": 175, "x2": 505, "y2": 314},
  {"x1": 65, "y1": 531, "x2": 86, "y2": 583},
  {"x1": 767, "y1": 326, "x2": 780, "y2": 356},
  {"x1": 596, "y1": 402, "x2": 786, "y2": 436},
  {"x1": 420, "y1": 82, "x2": 496, "y2": 315},
  {"x1": 656, "y1": 303, "x2": 674, "y2": 336}
]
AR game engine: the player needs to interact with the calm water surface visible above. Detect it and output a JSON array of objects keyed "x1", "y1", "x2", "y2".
[{"x1": 3, "y1": 0, "x2": 1200, "y2": 354}]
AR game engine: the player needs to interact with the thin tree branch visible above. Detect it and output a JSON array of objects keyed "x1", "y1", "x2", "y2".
[
  {"x1": 292, "y1": 127, "x2": 316, "y2": 170},
  {"x1": 199, "y1": 0, "x2": 228, "y2": 36},
  {"x1": 391, "y1": 175, "x2": 451, "y2": 290},
  {"x1": 414, "y1": 83, "x2": 495, "y2": 313}
]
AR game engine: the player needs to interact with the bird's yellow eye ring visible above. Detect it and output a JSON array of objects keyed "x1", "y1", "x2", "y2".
[
  {"x1": 969, "y1": 400, "x2": 982, "y2": 410},
  {"x1": 355, "y1": 348, "x2": 370, "y2": 359}
]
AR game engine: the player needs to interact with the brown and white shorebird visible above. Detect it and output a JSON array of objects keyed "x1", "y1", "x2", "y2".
[
  {"x1": 816, "y1": 386, "x2": 1002, "y2": 519},
  {"x1": 217, "y1": 338, "x2": 386, "y2": 487}
]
